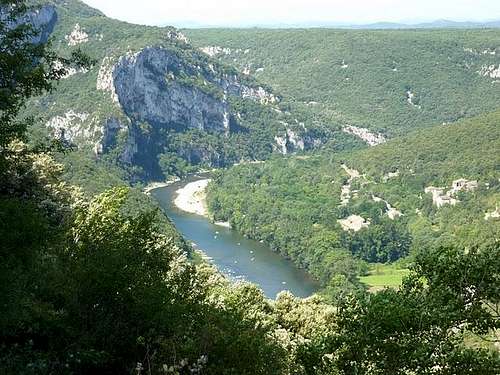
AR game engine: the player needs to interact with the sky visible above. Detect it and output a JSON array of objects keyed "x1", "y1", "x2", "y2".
[{"x1": 81, "y1": 0, "x2": 500, "y2": 27}]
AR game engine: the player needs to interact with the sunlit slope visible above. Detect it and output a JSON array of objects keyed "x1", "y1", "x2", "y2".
[
  {"x1": 186, "y1": 28, "x2": 500, "y2": 137},
  {"x1": 206, "y1": 111, "x2": 500, "y2": 286}
]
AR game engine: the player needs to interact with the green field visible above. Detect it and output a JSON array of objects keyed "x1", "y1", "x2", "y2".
[{"x1": 360, "y1": 264, "x2": 411, "y2": 291}]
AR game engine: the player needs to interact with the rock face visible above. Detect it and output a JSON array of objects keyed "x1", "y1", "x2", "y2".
[
  {"x1": 372, "y1": 195, "x2": 402, "y2": 220},
  {"x1": 478, "y1": 65, "x2": 500, "y2": 79},
  {"x1": 406, "y1": 89, "x2": 421, "y2": 108},
  {"x1": 342, "y1": 125, "x2": 386, "y2": 146},
  {"x1": 109, "y1": 46, "x2": 289, "y2": 176},
  {"x1": 114, "y1": 47, "x2": 235, "y2": 134},
  {"x1": 450, "y1": 178, "x2": 478, "y2": 193},
  {"x1": 340, "y1": 164, "x2": 362, "y2": 206},
  {"x1": 200, "y1": 46, "x2": 232, "y2": 57},
  {"x1": 425, "y1": 178, "x2": 479, "y2": 208},
  {"x1": 46, "y1": 111, "x2": 127, "y2": 155},
  {"x1": 112, "y1": 47, "x2": 241, "y2": 175},
  {"x1": 54, "y1": 59, "x2": 88, "y2": 79},
  {"x1": 99, "y1": 118, "x2": 128, "y2": 154},
  {"x1": 338, "y1": 215, "x2": 370, "y2": 232},
  {"x1": 424, "y1": 186, "x2": 459, "y2": 208},
  {"x1": 1, "y1": 4, "x2": 58, "y2": 45},
  {"x1": 65, "y1": 23, "x2": 89, "y2": 46},
  {"x1": 29, "y1": 5, "x2": 58, "y2": 44},
  {"x1": 97, "y1": 56, "x2": 119, "y2": 102},
  {"x1": 45, "y1": 111, "x2": 90, "y2": 142}
]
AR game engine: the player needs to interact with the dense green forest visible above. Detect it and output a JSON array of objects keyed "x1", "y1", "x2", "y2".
[
  {"x1": 186, "y1": 28, "x2": 500, "y2": 136},
  {"x1": 1, "y1": 0, "x2": 499, "y2": 373},
  {"x1": 207, "y1": 112, "x2": 500, "y2": 292}
]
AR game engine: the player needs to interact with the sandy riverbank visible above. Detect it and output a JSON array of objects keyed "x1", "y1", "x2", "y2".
[
  {"x1": 174, "y1": 179, "x2": 211, "y2": 216},
  {"x1": 173, "y1": 179, "x2": 232, "y2": 228},
  {"x1": 143, "y1": 178, "x2": 180, "y2": 195},
  {"x1": 214, "y1": 221, "x2": 231, "y2": 228}
]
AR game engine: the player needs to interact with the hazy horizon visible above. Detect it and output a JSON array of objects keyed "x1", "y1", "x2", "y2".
[{"x1": 81, "y1": 0, "x2": 500, "y2": 28}]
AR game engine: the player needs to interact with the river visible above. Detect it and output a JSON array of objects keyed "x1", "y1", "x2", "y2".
[{"x1": 150, "y1": 176, "x2": 319, "y2": 299}]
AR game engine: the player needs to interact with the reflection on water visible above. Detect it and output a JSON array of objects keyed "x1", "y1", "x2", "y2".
[{"x1": 150, "y1": 176, "x2": 319, "y2": 299}]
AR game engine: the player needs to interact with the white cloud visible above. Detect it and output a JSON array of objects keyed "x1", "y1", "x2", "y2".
[{"x1": 82, "y1": 0, "x2": 500, "y2": 27}]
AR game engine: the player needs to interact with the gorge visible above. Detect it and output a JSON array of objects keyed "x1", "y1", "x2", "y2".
[{"x1": 150, "y1": 176, "x2": 319, "y2": 298}]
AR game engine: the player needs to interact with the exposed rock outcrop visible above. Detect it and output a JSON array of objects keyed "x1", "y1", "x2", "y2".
[
  {"x1": 99, "y1": 117, "x2": 128, "y2": 154},
  {"x1": 464, "y1": 47, "x2": 497, "y2": 56},
  {"x1": 342, "y1": 125, "x2": 386, "y2": 146},
  {"x1": 274, "y1": 135, "x2": 288, "y2": 155},
  {"x1": 114, "y1": 47, "x2": 234, "y2": 133},
  {"x1": 199, "y1": 46, "x2": 251, "y2": 58},
  {"x1": 46, "y1": 111, "x2": 127, "y2": 155},
  {"x1": 450, "y1": 178, "x2": 478, "y2": 194},
  {"x1": 46, "y1": 110, "x2": 92, "y2": 145},
  {"x1": 97, "y1": 56, "x2": 119, "y2": 103},
  {"x1": 424, "y1": 186, "x2": 459, "y2": 208},
  {"x1": 406, "y1": 89, "x2": 421, "y2": 108},
  {"x1": 273, "y1": 128, "x2": 307, "y2": 155},
  {"x1": 424, "y1": 179, "x2": 478, "y2": 208},
  {"x1": 478, "y1": 65, "x2": 500, "y2": 79},
  {"x1": 0, "y1": 4, "x2": 58, "y2": 45},
  {"x1": 372, "y1": 195, "x2": 403, "y2": 220},
  {"x1": 340, "y1": 164, "x2": 362, "y2": 206},
  {"x1": 241, "y1": 86, "x2": 278, "y2": 105},
  {"x1": 54, "y1": 59, "x2": 88, "y2": 79},
  {"x1": 338, "y1": 215, "x2": 370, "y2": 232},
  {"x1": 200, "y1": 46, "x2": 232, "y2": 57},
  {"x1": 109, "y1": 46, "x2": 289, "y2": 176},
  {"x1": 65, "y1": 23, "x2": 89, "y2": 46},
  {"x1": 166, "y1": 29, "x2": 189, "y2": 44}
]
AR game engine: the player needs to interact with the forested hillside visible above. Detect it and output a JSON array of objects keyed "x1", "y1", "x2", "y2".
[
  {"x1": 207, "y1": 111, "x2": 500, "y2": 292},
  {"x1": 186, "y1": 28, "x2": 500, "y2": 138},
  {"x1": 26, "y1": 0, "x2": 336, "y2": 182},
  {"x1": 1, "y1": 0, "x2": 499, "y2": 373},
  {"x1": 29, "y1": 3, "x2": 500, "y2": 181}
]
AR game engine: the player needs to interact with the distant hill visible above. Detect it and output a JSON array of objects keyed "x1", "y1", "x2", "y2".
[
  {"x1": 345, "y1": 19, "x2": 500, "y2": 30},
  {"x1": 186, "y1": 28, "x2": 500, "y2": 138},
  {"x1": 164, "y1": 19, "x2": 500, "y2": 29}
]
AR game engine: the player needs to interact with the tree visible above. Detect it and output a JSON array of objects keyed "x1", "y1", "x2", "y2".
[
  {"x1": 344, "y1": 220, "x2": 412, "y2": 262},
  {"x1": 63, "y1": 187, "x2": 204, "y2": 372},
  {"x1": 0, "y1": 0, "x2": 92, "y2": 149},
  {"x1": 320, "y1": 242, "x2": 500, "y2": 375},
  {"x1": 158, "y1": 152, "x2": 195, "y2": 178}
]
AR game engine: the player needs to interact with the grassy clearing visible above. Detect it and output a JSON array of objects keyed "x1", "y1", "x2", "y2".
[{"x1": 360, "y1": 263, "x2": 410, "y2": 292}]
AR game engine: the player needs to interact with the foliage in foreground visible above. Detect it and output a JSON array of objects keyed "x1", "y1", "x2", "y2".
[{"x1": 1, "y1": 153, "x2": 498, "y2": 374}]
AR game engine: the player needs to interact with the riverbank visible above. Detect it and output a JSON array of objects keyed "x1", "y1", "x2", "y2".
[
  {"x1": 173, "y1": 179, "x2": 211, "y2": 216},
  {"x1": 143, "y1": 178, "x2": 180, "y2": 195},
  {"x1": 149, "y1": 180, "x2": 318, "y2": 298},
  {"x1": 171, "y1": 178, "x2": 232, "y2": 228}
]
